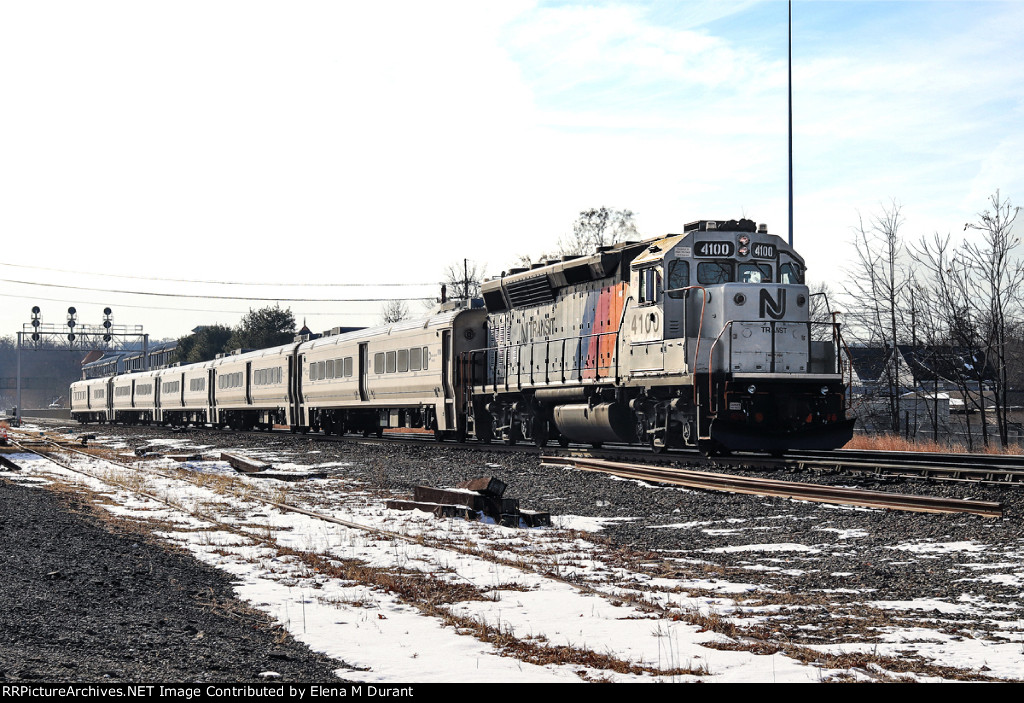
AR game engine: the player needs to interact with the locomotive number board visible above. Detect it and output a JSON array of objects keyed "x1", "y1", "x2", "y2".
[
  {"x1": 692, "y1": 241, "x2": 776, "y2": 259},
  {"x1": 750, "y1": 243, "x2": 776, "y2": 259},
  {"x1": 693, "y1": 241, "x2": 734, "y2": 257}
]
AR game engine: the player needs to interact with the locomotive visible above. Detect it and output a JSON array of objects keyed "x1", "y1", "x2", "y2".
[{"x1": 72, "y1": 219, "x2": 854, "y2": 454}]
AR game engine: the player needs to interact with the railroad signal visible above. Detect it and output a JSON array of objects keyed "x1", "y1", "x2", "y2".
[
  {"x1": 30, "y1": 307, "x2": 41, "y2": 343},
  {"x1": 102, "y1": 307, "x2": 113, "y2": 342}
]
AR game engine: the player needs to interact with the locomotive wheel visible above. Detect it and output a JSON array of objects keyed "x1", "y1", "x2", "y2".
[
  {"x1": 531, "y1": 418, "x2": 549, "y2": 448},
  {"x1": 650, "y1": 434, "x2": 668, "y2": 454},
  {"x1": 504, "y1": 425, "x2": 519, "y2": 446}
]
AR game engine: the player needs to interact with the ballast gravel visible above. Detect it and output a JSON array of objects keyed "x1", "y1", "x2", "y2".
[
  {"x1": 0, "y1": 477, "x2": 350, "y2": 683},
  {"x1": 4, "y1": 422, "x2": 1024, "y2": 680}
]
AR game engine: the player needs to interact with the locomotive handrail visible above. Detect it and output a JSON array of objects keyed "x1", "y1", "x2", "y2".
[
  {"x1": 672, "y1": 285, "x2": 709, "y2": 407},
  {"x1": 464, "y1": 329, "x2": 623, "y2": 394},
  {"x1": 705, "y1": 321, "x2": 736, "y2": 418},
  {"x1": 832, "y1": 311, "x2": 854, "y2": 410}
]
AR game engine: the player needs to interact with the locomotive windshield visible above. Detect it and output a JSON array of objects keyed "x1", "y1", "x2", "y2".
[
  {"x1": 779, "y1": 262, "x2": 804, "y2": 284},
  {"x1": 697, "y1": 261, "x2": 733, "y2": 284},
  {"x1": 738, "y1": 262, "x2": 772, "y2": 283}
]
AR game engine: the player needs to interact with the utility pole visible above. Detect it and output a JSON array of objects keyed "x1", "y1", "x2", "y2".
[{"x1": 788, "y1": 0, "x2": 794, "y2": 247}]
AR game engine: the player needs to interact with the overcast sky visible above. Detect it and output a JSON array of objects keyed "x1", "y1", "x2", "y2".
[{"x1": 1, "y1": 0, "x2": 1021, "y2": 342}]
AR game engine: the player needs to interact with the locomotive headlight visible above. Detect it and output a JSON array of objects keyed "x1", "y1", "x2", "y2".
[
  {"x1": 733, "y1": 293, "x2": 746, "y2": 305},
  {"x1": 820, "y1": 386, "x2": 829, "y2": 396},
  {"x1": 797, "y1": 294, "x2": 806, "y2": 307},
  {"x1": 747, "y1": 384, "x2": 757, "y2": 395}
]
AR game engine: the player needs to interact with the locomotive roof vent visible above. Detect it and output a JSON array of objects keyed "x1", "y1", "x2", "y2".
[{"x1": 684, "y1": 219, "x2": 757, "y2": 233}]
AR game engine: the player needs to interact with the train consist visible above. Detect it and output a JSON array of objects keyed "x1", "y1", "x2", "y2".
[{"x1": 71, "y1": 219, "x2": 855, "y2": 454}]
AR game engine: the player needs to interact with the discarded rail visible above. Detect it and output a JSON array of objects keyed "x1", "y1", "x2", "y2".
[{"x1": 542, "y1": 455, "x2": 1004, "y2": 518}]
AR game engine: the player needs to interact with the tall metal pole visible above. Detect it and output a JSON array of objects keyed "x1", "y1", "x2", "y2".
[
  {"x1": 788, "y1": 0, "x2": 794, "y2": 247},
  {"x1": 15, "y1": 332, "x2": 22, "y2": 426}
]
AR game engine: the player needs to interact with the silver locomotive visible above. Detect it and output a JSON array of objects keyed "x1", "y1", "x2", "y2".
[{"x1": 468, "y1": 219, "x2": 853, "y2": 453}]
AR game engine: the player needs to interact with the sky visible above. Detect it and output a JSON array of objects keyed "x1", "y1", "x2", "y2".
[{"x1": 1, "y1": 1, "x2": 1022, "y2": 342}]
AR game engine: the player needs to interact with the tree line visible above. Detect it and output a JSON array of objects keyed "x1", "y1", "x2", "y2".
[
  {"x1": 175, "y1": 305, "x2": 296, "y2": 364},
  {"x1": 837, "y1": 190, "x2": 1022, "y2": 449}
]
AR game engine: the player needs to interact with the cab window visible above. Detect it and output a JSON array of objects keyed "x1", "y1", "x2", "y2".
[
  {"x1": 697, "y1": 261, "x2": 733, "y2": 284},
  {"x1": 667, "y1": 260, "x2": 689, "y2": 298},
  {"x1": 738, "y1": 262, "x2": 772, "y2": 283},
  {"x1": 779, "y1": 262, "x2": 804, "y2": 284},
  {"x1": 638, "y1": 266, "x2": 661, "y2": 304}
]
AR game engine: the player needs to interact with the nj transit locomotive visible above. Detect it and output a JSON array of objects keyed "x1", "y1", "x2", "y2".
[{"x1": 71, "y1": 219, "x2": 854, "y2": 454}]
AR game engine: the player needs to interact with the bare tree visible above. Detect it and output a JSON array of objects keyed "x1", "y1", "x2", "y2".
[
  {"x1": 961, "y1": 190, "x2": 1023, "y2": 446},
  {"x1": 443, "y1": 259, "x2": 483, "y2": 301},
  {"x1": 841, "y1": 201, "x2": 913, "y2": 433},
  {"x1": 380, "y1": 299, "x2": 409, "y2": 324},
  {"x1": 558, "y1": 207, "x2": 638, "y2": 256}
]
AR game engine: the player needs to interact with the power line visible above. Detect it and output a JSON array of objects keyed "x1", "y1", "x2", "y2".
[
  {"x1": 0, "y1": 290, "x2": 388, "y2": 318},
  {"x1": 0, "y1": 261, "x2": 437, "y2": 288},
  {"x1": 0, "y1": 278, "x2": 436, "y2": 303}
]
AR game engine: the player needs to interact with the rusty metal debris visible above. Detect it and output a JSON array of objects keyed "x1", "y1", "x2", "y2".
[{"x1": 387, "y1": 476, "x2": 551, "y2": 527}]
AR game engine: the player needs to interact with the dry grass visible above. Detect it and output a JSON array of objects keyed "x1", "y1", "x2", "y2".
[{"x1": 844, "y1": 434, "x2": 1024, "y2": 455}]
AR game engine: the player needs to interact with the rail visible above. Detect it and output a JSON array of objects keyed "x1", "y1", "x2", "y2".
[{"x1": 542, "y1": 454, "x2": 1003, "y2": 517}]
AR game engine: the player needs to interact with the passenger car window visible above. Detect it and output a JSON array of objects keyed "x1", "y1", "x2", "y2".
[
  {"x1": 386, "y1": 351, "x2": 397, "y2": 373},
  {"x1": 397, "y1": 349, "x2": 409, "y2": 373},
  {"x1": 374, "y1": 353, "x2": 385, "y2": 374}
]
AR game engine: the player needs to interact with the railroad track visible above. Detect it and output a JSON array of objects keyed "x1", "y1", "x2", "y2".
[
  {"x1": 542, "y1": 455, "x2": 1004, "y2": 518},
  {"x1": 782, "y1": 448, "x2": 1024, "y2": 485},
  {"x1": 16, "y1": 416, "x2": 1024, "y2": 488}
]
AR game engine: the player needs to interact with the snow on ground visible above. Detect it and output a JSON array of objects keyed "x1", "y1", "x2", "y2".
[{"x1": 3, "y1": 424, "x2": 1024, "y2": 682}]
